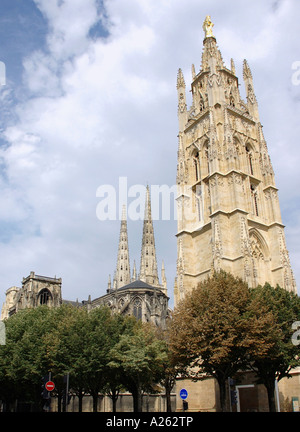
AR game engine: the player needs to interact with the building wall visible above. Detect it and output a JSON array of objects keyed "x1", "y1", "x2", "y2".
[{"x1": 51, "y1": 392, "x2": 176, "y2": 413}]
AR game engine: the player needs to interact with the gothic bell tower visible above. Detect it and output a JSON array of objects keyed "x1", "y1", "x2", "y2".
[{"x1": 174, "y1": 16, "x2": 296, "y2": 305}]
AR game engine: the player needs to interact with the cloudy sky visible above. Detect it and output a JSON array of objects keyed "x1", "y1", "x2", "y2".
[{"x1": 0, "y1": 0, "x2": 299, "y2": 311}]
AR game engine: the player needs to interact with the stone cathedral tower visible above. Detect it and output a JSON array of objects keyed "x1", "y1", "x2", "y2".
[
  {"x1": 139, "y1": 185, "x2": 160, "y2": 286},
  {"x1": 174, "y1": 16, "x2": 296, "y2": 306}
]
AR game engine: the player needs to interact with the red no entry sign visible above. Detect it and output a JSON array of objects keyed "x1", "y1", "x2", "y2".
[{"x1": 45, "y1": 381, "x2": 55, "y2": 392}]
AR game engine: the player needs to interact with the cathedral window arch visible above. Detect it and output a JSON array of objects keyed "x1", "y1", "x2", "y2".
[
  {"x1": 249, "y1": 230, "x2": 267, "y2": 261},
  {"x1": 39, "y1": 288, "x2": 52, "y2": 305},
  {"x1": 133, "y1": 299, "x2": 142, "y2": 320},
  {"x1": 248, "y1": 229, "x2": 270, "y2": 287}
]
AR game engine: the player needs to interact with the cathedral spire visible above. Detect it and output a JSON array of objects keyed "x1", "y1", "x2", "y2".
[
  {"x1": 113, "y1": 205, "x2": 131, "y2": 289},
  {"x1": 139, "y1": 186, "x2": 159, "y2": 286}
]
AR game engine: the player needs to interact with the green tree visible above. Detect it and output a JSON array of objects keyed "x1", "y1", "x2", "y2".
[
  {"x1": 108, "y1": 321, "x2": 167, "y2": 412},
  {"x1": 170, "y1": 270, "x2": 255, "y2": 411},
  {"x1": 48, "y1": 305, "x2": 114, "y2": 412},
  {"x1": 41, "y1": 305, "x2": 88, "y2": 411},
  {"x1": 83, "y1": 306, "x2": 114, "y2": 412},
  {"x1": 0, "y1": 306, "x2": 56, "y2": 410},
  {"x1": 155, "y1": 325, "x2": 179, "y2": 412},
  {"x1": 246, "y1": 283, "x2": 300, "y2": 412},
  {"x1": 102, "y1": 314, "x2": 136, "y2": 412}
]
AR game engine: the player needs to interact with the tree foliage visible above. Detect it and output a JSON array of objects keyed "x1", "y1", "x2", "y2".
[
  {"x1": 108, "y1": 321, "x2": 168, "y2": 412},
  {"x1": 170, "y1": 271, "x2": 253, "y2": 411},
  {"x1": 245, "y1": 283, "x2": 300, "y2": 411},
  {"x1": 0, "y1": 304, "x2": 169, "y2": 412},
  {"x1": 169, "y1": 271, "x2": 300, "y2": 412},
  {"x1": 1, "y1": 275, "x2": 299, "y2": 413}
]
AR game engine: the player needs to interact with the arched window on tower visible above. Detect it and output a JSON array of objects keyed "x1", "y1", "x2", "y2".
[{"x1": 39, "y1": 288, "x2": 52, "y2": 305}]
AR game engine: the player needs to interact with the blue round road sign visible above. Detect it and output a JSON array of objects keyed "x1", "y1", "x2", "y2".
[{"x1": 180, "y1": 388, "x2": 188, "y2": 400}]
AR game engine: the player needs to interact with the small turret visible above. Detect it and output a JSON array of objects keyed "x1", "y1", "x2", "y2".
[
  {"x1": 243, "y1": 59, "x2": 259, "y2": 121},
  {"x1": 177, "y1": 68, "x2": 187, "y2": 132}
]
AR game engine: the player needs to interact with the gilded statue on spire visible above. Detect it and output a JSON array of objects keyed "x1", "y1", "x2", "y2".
[{"x1": 203, "y1": 15, "x2": 214, "y2": 38}]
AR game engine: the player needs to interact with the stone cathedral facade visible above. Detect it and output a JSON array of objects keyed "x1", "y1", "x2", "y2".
[{"x1": 174, "y1": 15, "x2": 296, "y2": 306}]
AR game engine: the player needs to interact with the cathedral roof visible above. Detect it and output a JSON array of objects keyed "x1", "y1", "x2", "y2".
[{"x1": 117, "y1": 279, "x2": 161, "y2": 292}]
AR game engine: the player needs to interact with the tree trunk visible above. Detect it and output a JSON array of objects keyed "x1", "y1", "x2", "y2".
[
  {"x1": 57, "y1": 393, "x2": 62, "y2": 412},
  {"x1": 132, "y1": 382, "x2": 142, "y2": 412},
  {"x1": 112, "y1": 396, "x2": 117, "y2": 413},
  {"x1": 110, "y1": 390, "x2": 119, "y2": 412},
  {"x1": 92, "y1": 393, "x2": 98, "y2": 412},
  {"x1": 166, "y1": 388, "x2": 172, "y2": 413},
  {"x1": 78, "y1": 391, "x2": 83, "y2": 412},
  {"x1": 218, "y1": 378, "x2": 227, "y2": 412},
  {"x1": 265, "y1": 381, "x2": 276, "y2": 412}
]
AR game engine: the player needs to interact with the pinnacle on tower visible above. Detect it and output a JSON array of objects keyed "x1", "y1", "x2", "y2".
[
  {"x1": 243, "y1": 59, "x2": 259, "y2": 120},
  {"x1": 113, "y1": 204, "x2": 131, "y2": 289},
  {"x1": 177, "y1": 68, "x2": 187, "y2": 132},
  {"x1": 139, "y1": 186, "x2": 159, "y2": 286}
]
